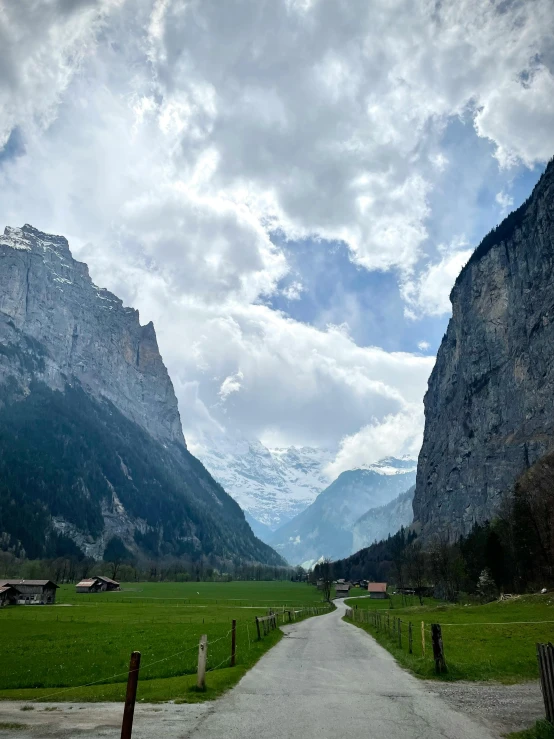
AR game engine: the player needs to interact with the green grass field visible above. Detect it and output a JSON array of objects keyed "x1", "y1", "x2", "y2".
[
  {"x1": 344, "y1": 592, "x2": 554, "y2": 683},
  {"x1": 0, "y1": 581, "x2": 329, "y2": 702}
]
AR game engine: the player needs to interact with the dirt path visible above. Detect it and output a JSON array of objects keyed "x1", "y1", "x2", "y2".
[{"x1": 0, "y1": 601, "x2": 544, "y2": 738}]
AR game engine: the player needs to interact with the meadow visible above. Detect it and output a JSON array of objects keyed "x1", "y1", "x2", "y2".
[
  {"x1": 0, "y1": 581, "x2": 329, "y2": 703},
  {"x1": 344, "y1": 591, "x2": 554, "y2": 683}
]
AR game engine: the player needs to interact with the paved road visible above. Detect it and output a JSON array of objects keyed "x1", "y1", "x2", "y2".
[
  {"x1": 185, "y1": 600, "x2": 496, "y2": 739},
  {"x1": 0, "y1": 601, "x2": 500, "y2": 738}
]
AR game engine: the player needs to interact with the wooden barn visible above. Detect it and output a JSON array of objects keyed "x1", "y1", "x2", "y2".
[
  {"x1": 335, "y1": 582, "x2": 351, "y2": 598},
  {"x1": 76, "y1": 576, "x2": 120, "y2": 593},
  {"x1": 367, "y1": 582, "x2": 387, "y2": 598},
  {"x1": 0, "y1": 580, "x2": 58, "y2": 605},
  {"x1": 0, "y1": 585, "x2": 17, "y2": 607}
]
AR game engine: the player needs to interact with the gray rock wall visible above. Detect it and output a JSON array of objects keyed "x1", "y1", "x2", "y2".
[
  {"x1": 413, "y1": 160, "x2": 554, "y2": 539},
  {"x1": 0, "y1": 224, "x2": 184, "y2": 448}
]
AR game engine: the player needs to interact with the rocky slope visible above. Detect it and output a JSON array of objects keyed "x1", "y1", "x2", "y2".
[
  {"x1": 0, "y1": 224, "x2": 284, "y2": 566},
  {"x1": 413, "y1": 158, "x2": 554, "y2": 540},
  {"x1": 270, "y1": 458, "x2": 416, "y2": 565},
  {"x1": 191, "y1": 435, "x2": 332, "y2": 531},
  {"x1": 351, "y1": 485, "x2": 414, "y2": 552}
]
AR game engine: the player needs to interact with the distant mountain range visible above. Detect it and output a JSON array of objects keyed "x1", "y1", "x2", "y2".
[
  {"x1": 351, "y1": 485, "x2": 415, "y2": 553},
  {"x1": 268, "y1": 458, "x2": 417, "y2": 566},
  {"x1": 192, "y1": 435, "x2": 333, "y2": 529},
  {"x1": 0, "y1": 225, "x2": 283, "y2": 567}
]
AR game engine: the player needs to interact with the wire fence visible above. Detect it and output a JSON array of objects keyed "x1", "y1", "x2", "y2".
[
  {"x1": 11, "y1": 603, "x2": 333, "y2": 706},
  {"x1": 345, "y1": 605, "x2": 554, "y2": 679}
]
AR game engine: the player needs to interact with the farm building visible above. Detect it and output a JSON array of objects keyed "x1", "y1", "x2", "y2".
[
  {"x1": 0, "y1": 580, "x2": 58, "y2": 605},
  {"x1": 0, "y1": 585, "x2": 17, "y2": 607},
  {"x1": 335, "y1": 582, "x2": 351, "y2": 598},
  {"x1": 367, "y1": 582, "x2": 387, "y2": 598},
  {"x1": 76, "y1": 576, "x2": 120, "y2": 593}
]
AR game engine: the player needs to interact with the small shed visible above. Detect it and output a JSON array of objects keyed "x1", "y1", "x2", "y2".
[
  {"x1": 335, "y1": 582, "x2": 351, "y2": 598},
  {"x1": 0, "y1": 585, "x2": 17, "y2": 607},
  {"x1": 0, "y1": 580, "x2": 58, "y2": 605},
  {"x1": 76, "y1": 578, "x2": 103, "y2": 594},
  {"x1": 96, "y1": 576, "x2": 120, "y2": 591},
  {"x1": 76, "y1": 576, "x2": 120, "y2": 594},
  {"x1": 367, "y1": 582, "x2": 387, "y2": 599}
]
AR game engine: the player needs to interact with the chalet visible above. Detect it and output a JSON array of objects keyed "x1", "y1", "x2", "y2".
[
  {"x1": 0, "y1": 580, "x2": 58, "y2": 605},
  {"x1": 0, "y1": 585, "x2": 17, "y2": 607},
  {"x1": 76, "y1": 576, "x2": 120, "y2": 593},
  {"x1": 367, "y1": 582, "x2": 387, "y2": 599},
  {"x1": 335, "y1": 582, "x2": 351, "y2": 598}
]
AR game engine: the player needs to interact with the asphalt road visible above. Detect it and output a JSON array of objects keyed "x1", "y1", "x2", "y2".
[
  {"x1": 184, "y1": 599, "x2": 496, "y2": 739},
  {"x1": 0, "y1": 600, "x2": 502, "y2": 738}
]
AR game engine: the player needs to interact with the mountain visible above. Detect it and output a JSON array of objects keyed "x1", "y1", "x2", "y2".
[
  {"x1": 413, "y1": 158, "x2": 554, "y2": 540},
  {"x1": 191, "y1": 435, "x2": 332, "y2": 530},
  {"x1": 0, "y1": 224, "x2": 284, "y2": 566},
  {"x1": 351, "y1": 485, "x2": 414, "y2": 552},
  {"x1": 270, "y1": 458, "x2": 416, "y2": 565}
]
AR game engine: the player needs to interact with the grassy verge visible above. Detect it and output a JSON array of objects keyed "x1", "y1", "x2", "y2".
[
  {"x1": 0, "y1": 582, "x2": 330, "y2": 703},
  {"x1": 344, "y1": 593, "x2": 553, "y2": 683},
  {"x1": 506, "y1": 721, "x2": 554, "y2": 739}
]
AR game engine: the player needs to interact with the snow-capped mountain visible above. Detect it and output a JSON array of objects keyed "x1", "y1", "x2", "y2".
[
  {"x1": 269, "y1": 457, "x2": 417, "y2": 565},
  {"x1": 189, "y1": 433, "x2": 333, "y2": 531}
]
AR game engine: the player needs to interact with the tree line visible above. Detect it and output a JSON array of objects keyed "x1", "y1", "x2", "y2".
[{"x1": 313, "y1": 454, "x2": 554, "y2": 601}]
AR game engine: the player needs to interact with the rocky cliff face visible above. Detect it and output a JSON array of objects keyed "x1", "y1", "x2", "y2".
[
  {"x1": 0, "y1": 225, "x2": 284, "y2": 566},
  {"x1": 0, "y1": 225, "x2": 183, "y2": 447},
  {"x1": 413, "y1": 159, "x2": 554, "y2": 540}
]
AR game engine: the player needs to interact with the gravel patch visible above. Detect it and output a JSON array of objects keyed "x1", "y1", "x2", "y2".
[{"x1": 424, "y1": 680, "x2": 544, "y2": 736}]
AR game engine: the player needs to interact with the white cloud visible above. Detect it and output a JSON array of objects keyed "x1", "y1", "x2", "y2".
[
  {"x1": 282, "y1": 281, "x2": 304, "y2": 301},
  {"x1": 402, "y1": 242, "x2": 473, "y2": 319},
  {"x1": 1, "y1": 0, "x2": 553, "y2": 474},
  {"x1": 325, "y1": 407, "x2": 424, "y2": 479},
  {"x1": 495, "y1": 190, "x2": 514, "y2": 214},
  {"x1": 417, "y1": 341, "x2": 430, "y2": 352},
  {"x1": 219, "y1": 371, "x2": 244, "y2": 401}
]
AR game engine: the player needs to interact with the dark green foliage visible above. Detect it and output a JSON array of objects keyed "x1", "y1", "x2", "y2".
[
  {"x1": 0, "y1": 381, "x2": 284, "y2": 566},
  {"x1": 508, "y1": 722, "x2": 554, "y2": 739},
  {"x1": 103, "y1": 536, "x2": 133, "y2": 562},
  {"x1": 318, "y1": 526, "x2": 417, "y2": 583}
]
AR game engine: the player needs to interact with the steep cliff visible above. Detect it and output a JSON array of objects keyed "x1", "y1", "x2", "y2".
[
  {"x1": 0, "y1": 225, "x2": 284, "y2": 566},
  {"x1": 413, "y1": 159, "x2": 554, "y2": 540}
]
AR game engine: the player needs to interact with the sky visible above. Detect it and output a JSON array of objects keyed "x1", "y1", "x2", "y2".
[{"x1": 0, "y1": 0, "x2": 553, "y2": 480}]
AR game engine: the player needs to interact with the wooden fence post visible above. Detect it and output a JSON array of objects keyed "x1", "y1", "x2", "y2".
[
  {"x1": 231, "y1": 620, "x2": 237, "y2": 667},
  {"x1": 121, "y1": 651, "x2": 141, "y2": 739},
  {"x1": 256, "y1": 616, "x2": 261, "y2": 640},
  {"x1": 197, "y1": 634, "x2": 207, "y2": 690},
  {"x1": 537, "y1": 642, "x2": 554, "y2": 724},
  {"x1": 431, "y1": 624, "x2": 446, "y2": 674},
  {"x1": 398, "y1": 619, "x2": 402, "y2": 649},
  {"x1": 408, "y1": 622, "x2": 413, "y2": 654}
]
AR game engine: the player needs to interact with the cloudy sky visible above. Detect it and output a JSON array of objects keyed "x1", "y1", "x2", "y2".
[{"x1": 0, "y1": 0, "x2": 552, "y2": 478}]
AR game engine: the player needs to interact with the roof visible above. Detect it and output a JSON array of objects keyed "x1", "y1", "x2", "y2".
[
  {"x1": 335, "y1": 583, "x2": 350, "y2": 590},
  {"x1": 0, "y1": 580, "x2": 58, "y2": 588},
  {"x1": 0, "y1": 585, "x2": 17, "y2": 595},
  {"x1": 76, "y1": 579, "x2": 97, "y2": 588},
  {"x1": 96, "y1": 576, "x2": 120, "y2": 586},
  {"x1": 367, "y1": 582, "x2": 387, "y2": 592}
]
